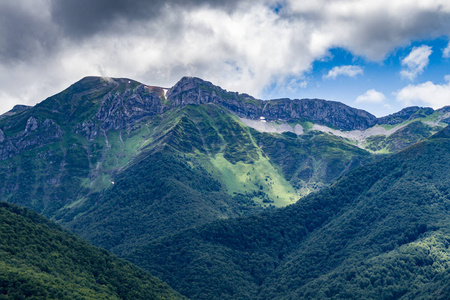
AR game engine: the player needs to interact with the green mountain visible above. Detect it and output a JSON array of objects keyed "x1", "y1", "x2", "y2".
[
  {"x1": 2, "y1": 76, "x2": 444, "y2": 222},
  {"x1": 0, "y1": 76, "x2": 448, "y2": 298},
  {"x1": 0, "y1": 201, "x2": 183, "y2": 299},
  {"x1": 123, "y1": 125, "x2": 450, "y2": 299},
  {"x1": 0, "y1": 77, "x2": 377, "y2": 236}
]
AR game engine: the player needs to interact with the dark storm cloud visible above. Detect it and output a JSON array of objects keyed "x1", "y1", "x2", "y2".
[
  {"x1": 0, "y1": 0, "x2": 248, "y2": 63},
  {"x1": 0, "y1": 2, "x2": 58, "y2": 63},
  {"x1": 49, "y1": 0, "x2": 244, "y2": 38}
]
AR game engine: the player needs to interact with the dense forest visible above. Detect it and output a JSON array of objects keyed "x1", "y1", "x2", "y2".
[{"x1": 0, "y1": 202, "x2": 184, "y2": 299}]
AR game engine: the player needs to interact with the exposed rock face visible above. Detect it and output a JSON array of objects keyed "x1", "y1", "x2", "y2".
[
  {"x1": 95, "y1": 85, "x2": 166, "y2": 131},
  {"x1": 167, "y1": 77, "x2": 377, "y2": 130},
  {"x1": 0, "y1": 117, "x2": 62, "y2": 160},
  {"x1": 0, "y1": 76, "x2": 445, "y2": 158}
]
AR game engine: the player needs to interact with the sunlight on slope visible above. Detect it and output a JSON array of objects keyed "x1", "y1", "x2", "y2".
[{"x1": 210, "y1": 153, "x2": 298, "y2": 207}]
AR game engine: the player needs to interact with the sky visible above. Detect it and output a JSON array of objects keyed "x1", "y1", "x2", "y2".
[{"x1": 1, "y1": 0, "x2": 450, "y2": 117}]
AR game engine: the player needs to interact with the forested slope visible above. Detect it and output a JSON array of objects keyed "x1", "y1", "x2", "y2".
[
  {"x1": 0, "y1": 202, "x2": 184, "y2": 299},
  {"x1": 125, "y1": 125, "x2": 450, "y2": 299}
]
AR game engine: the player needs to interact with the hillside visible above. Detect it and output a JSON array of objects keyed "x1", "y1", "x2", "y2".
[
  {"x1": 124, "y1": 125, "x2": 450, "y2": 299},
  {"x1": 0, "y1": 202, "x2": 183, "y2": 299}
]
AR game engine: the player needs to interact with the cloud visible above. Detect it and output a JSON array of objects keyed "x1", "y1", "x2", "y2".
[
  {"x1": 400, "y1": 45, "x2": 432, "y2": 81},
  {"x1": 324, "y1": 65, "x2": 363, "y2": 79},
  {"x1": 355, "y1": 89, "x2": 386, "y2": 103},
  {"x1": 396, "y1": 80, "x2": 450, "y2": 109},
  {"x1": 0, "y1": 1, "x2": 59, "y2": 63},
  {"x1": 49, "y1": 0, "x2": 244, "y2": 38},
  {"x1": 444, "y1": 42, "x2": 450, "y2": 58},
  {"x1": 2, "y1": 0, "x2": 450, "y2": 113}
]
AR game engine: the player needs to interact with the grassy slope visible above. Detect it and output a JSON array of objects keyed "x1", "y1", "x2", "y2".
[
  {"x1": 62, "y1": 150, "x2": 259, "y2": 256},
  {"x1": 124, "y1": 125, "x2": 450, "y2": 299},
  {"x1": 0, "y1": 202, "x2": 183, "y2": 300},
  {"x1": 160, "y1": 104, "x2": 374, "y2": 206}
]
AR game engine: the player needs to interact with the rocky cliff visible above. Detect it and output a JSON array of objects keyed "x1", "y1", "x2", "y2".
[
  {"x1": 167, "y1": 77, "x2": 378, "y2": 130},
  {"x1": 0, "y1": 116, "x2": 62, "y2": 160}
]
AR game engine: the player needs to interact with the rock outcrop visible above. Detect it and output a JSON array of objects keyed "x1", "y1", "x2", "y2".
[
  {"x1": 167, "y1": 77, "x2": 378, "y2": 130},
  {"x1": 95, "y1": 85, "x2": 166, "y2": 131},
  {"x1": 0, "y1": 117, "x2": 62, "y2": 160}
]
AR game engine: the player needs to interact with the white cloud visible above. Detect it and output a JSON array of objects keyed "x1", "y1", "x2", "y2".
[
  {"x1": 2, "y1": 1, "x2": 450, "y2": 113},
  {"x1": 396, "y1": 80, "x2": 450, "y2": 109},
  {"x1": 324, "y1": 65, "x2": 363, "y2": 79},
  {"x1": 443, "y1": 42, "x2": 450, "y2": 58},
  {"x1": 400, "y1": 45, "x2": 432, "y2": 81},
  {"x1": 355, "y1": 89, "x2": 386, "y2": 103}
]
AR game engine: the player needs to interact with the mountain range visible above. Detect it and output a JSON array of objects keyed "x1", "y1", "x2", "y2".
[{"x1": 0, "y1": 76, "x2": 449, "y2": 299}]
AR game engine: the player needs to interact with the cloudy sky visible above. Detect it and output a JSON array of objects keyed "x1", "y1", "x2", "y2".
[{"x1": 1, "y1": 0, "x2": 450, "y2": 117}]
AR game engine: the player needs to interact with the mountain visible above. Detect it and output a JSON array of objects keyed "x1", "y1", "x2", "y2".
[
  {"x1": 167, "y1": 77, "x2": 378, "y2": 130},
  {"x1": 0, "y1": 75, "x2": 448, "y2": 298},
  {"x1": 124, "y1": 124, "x2": 450, "y2": 299},
  {"x1": 0, "y1": 76, "x2": 447, "y2": 250},
  {"x1": 1, "y1": 76, "x2": 446, "y2": 219},
  {"x1": 61, "y1": 102, "x2": 374, "y2": 256},
  {"x1": 0, "y1": 76, "x2": 379, "y2": 221},
  {"x1": 0, "y1": 201, "x2": 183, "y2": 299}
]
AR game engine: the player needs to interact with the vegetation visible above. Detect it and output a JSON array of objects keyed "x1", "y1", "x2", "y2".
[
  {"x1": 0, "y1": 202, "x2": 183, "y2": 299},
  {"x1": 364, "y1": 121, "x2": 437, "y2": 153},
  {"x1": 61, "y1": 103, "x2": 379, "y2": 258},
  {"x1": 1, "y1": 76, "x2": 448, "y2": 299},
  {"x1": 61, "y1": 150, "x2": 265, "y2": 256},
  {"x1": 0, "y1": 77, "x2": 162, "y2": 218},
  {"x1": 123, "y1": 126, "x2": 450, "y2": 299}
]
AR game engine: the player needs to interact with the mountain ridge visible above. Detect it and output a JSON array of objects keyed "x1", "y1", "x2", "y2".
[
  {"x1": 0, "y1": 75, "x2": 446, "y2": 217},
  {"x1": 2, "y1": 76, "x2": 448, "y2": 135}
]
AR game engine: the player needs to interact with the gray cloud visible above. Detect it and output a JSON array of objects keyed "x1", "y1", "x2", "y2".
[
  {"x1": 0, "y1": 2, "x2": 58, "y2": 63},
  {"x1": 49, "y1": 0, "x2": 245, "y2": 39}
]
